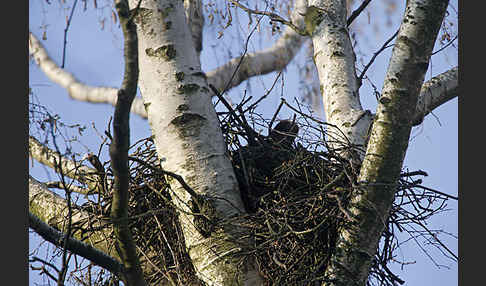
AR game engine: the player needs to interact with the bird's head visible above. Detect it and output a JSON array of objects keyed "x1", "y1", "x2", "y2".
[{"x1": 269, "y1": 120, "x2": 299, "y2": 147}]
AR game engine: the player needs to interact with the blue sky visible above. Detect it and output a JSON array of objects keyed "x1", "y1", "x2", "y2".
[{"x1": 29, "y1": 0, "x2": 458, "y2": 285}]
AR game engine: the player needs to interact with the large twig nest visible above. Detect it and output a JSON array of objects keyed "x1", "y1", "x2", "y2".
[{"x1": 74, "y1": 100, "x2": 451, "y2": 286}]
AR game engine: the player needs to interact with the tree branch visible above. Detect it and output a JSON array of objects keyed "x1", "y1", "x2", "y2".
[
  {"x1": 228, "y1": 0, "x2": 307, "y2": 35},
  {"x1": 412, "y1": 66, "x2": 458, "y2": 126},
  {"x1": 61, "y1": 0, "x2": 79, "y2": 68},
  {"x1": 29, "y1": 211, "x2": 124, "y2": 275},
  {"x1": 109, "y1": 1, "x2": 147, "y2": 285},
  {"x1": 29, "y1": 136, "x2": 103, "y2": 193},
  {"x1": 346, "y1": 0, "x2": 372, "y2": 27},
  {"x1": 29, "y1": 176, "x2": 119, "y2": 260},
  {"x1": 358, "y1": 29, "x2": 399, "y2": 86},
  {"x1": 206, "y1": 0, "x2": 308, "y2": 93},
  {"x1": 29, "y1": 32, "x2": 148, "y2": 119},
  {"x1": 44, "y1": 181, "x2": 91, "y2": 195}
]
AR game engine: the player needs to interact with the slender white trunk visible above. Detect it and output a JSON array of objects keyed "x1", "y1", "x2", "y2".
[{"x1": 307, "y1": 0, "x2": 372, "y2": 159}]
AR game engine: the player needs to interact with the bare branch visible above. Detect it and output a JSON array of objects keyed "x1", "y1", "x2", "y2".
[
  {"x1": 29, "y1": 212, "x2": 124, "y2": 275},
  {"x1": 412, "y1": 66, "x2": 458, "y2": 126},
  {"x1": 431, "y1": 35, "x2": 457, "y2": 55},
  {"x1": 29, "y1": 136, "x2": 103, "y2": 192},
  {"x1": 412, "y1": 184, "x2": 458, "y2": 201},
  {"x1": 358, "y1": 29, "x2": 399, "y2": 86},
  {"x1": 347, "y1": 0, "x2": 372, "y2": 27},
  {"x1": 29, "y1": 176, "x2": 118, "y2": 260},
  {"x1": 30, "y1": 256, "x2": 60, "y2": 283},
  {"x1": 206, "y1": 0, "x2": 308, "y2": 93},
  {"x1": 109, "y1": 1, "x2": 147, "y2": 285},
  {"x1": 228, "y1": 0, "x2": 307, "y2": 35},
  {"x1": 29, "y1": 32, "x2": 148, "y2": 119},
  {"x1": 61, "y1": 0, "x2": 79, "y2": 68},
  {"x1": 44, "y1": 181, "x2": 91, "y2": 195}
]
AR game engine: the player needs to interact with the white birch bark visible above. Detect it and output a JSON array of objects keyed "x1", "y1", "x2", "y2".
[
  {"x1": 307, "y1": 0, "x2": 372, "y2": 159},
  {"x1": 413, "y1": 66, "x2": 458, "y2": 125},
  {"x1": 128, "y1": 1, "x2": 260, "y2": 284},
  {"x1": 323, "y1": 1, "x2": 449, "y2": 285}
]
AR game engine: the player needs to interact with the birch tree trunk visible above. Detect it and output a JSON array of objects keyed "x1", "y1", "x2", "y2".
[
  {"x1": 322, "y1": 1, "x2": 449, "y2": 285},
  {"x1": 127, "y1": 0, "x2": 260, "y2": 284},
  {"x1": 307, "y1": 0, "x2": 373, "y2": 161}
]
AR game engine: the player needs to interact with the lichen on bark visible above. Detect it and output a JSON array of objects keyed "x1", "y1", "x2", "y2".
[{"x1": 145, "y1": 45, "x2": 176, "y2": 60}]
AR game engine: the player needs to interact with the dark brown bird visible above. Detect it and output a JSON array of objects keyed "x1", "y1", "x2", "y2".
[
  {"x1": 269, "y1": 120, "x2": 299, "y2": 147},
  {"x1": 84, "y1": 152, "x2": 105, "y2": 175},
  {"x1": 235, "y1": 120, "x2": 300, "y2": 213}
]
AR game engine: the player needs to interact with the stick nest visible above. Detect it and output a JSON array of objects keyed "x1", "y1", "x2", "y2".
[{"x1": 79, "y1": 99, "x2": 452, "y2": 286}]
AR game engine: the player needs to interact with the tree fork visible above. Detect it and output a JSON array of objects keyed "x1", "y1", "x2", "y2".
[{"x1": 324, "y1": 1, "x2": 450, "y2": 285}]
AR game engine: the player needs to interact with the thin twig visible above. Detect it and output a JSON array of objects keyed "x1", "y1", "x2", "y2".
[
  {"x1": 45, "y1": 181, "x2": 91, "y2": 195},
  {"x1": 209, "y1": 84, "x2": 262, "y2": 145},
  {"x1": 431, "y1": 35, "x2": 457, "y2": 55},
  {"x1": 61, "y1": 0, "x2": 79, "y2": 68},
  {"x1": 219, "y1": 8, "x2": 266, "y2": 95},
  {"x1": 30, "y1": 257, "x2": 61, "y2": 274},
  {"x1": 268, "y1": 98, "x2": 285, "y2": 134},
  {"x1": 347, "y1": 0, "x2": 372, "y2": 27},
  {"x1": 45, "y1": 115, "x2": 75, "y2": 286},
  {"x1": 358, "y1": 29, "x2": 399, "y2": 87},
  {"x1": 229, "y1": 0, "x2": 306, "y2": 36},
  {"x1": 400, "y1": 170, "x2": 428, "y2": 177},
  {"x1": 29, "y1": 212, "x2": 124, "y2": 275},
  {"x1": 128, "y1": 156, "x2": 199, "y2": 200},
  {"x1": 413, "y1": 184, "x2": 458, "y2": 200},
  {"x1": 243, "y1": 71, "x2": 282, "y2": 113}
]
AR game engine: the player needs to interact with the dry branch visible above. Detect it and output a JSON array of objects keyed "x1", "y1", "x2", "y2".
[
  {"x1": 29, "y1": 176, "x2": 118, "y2": 260},
  {"x1": 29, "y1": 136, "x2": 103, "y2": 193},
  {"x1": 28, "y1": 32, "x2": 148, "y2": 118},
  {"x1": 413, "y1": 66, "x2": 458, "y2": 125},
  {"x1": 108, "y1": 1, "x2": 146, "y2": 285},
  {"x1": 29, "y1": 212, "x2": 123, "y2": 275}
]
